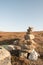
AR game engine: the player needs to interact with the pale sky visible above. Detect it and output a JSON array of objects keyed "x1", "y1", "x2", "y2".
[{"x1": 0, "y1": 0, "x2": 43, "y2": 32}]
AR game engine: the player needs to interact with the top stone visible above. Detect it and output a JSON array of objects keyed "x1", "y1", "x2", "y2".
[
  {"x1": 27, "y1": 27, "x2": 33, "y2": 34},
  {"x1": 24, "y1": 27, "x2": 35, "y2": 40}
]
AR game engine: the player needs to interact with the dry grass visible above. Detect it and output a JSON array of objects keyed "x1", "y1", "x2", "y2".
[{"x1": 0, "y1": 31, "x2": 43, "y2": 65}]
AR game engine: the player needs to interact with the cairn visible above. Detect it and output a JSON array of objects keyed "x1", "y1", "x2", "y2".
[
  {"x1": 20, "y1": 27, "x2": 37, "y2": 58},
  {"x1": 24, "y1": 27, "x2": 37, "y2": 51},
  {"x1": 5, "y1": 27, "x2": 38, "y2": 59}
]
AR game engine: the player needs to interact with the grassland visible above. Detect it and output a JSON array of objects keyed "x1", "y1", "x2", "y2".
[{"x1": 0, "y1": 31, "x2": 43, "y2": 65}]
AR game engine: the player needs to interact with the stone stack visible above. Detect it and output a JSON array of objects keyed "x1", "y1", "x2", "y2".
[
  {"x1": 24, "y1": 27, "x2": 37, "y2": 52},
  {"x1": 0, "y1": 46, "x2": 11, "y2": 65},
  {"x1": 20, "y1": 27, "x2": 37, "y2": 58}
]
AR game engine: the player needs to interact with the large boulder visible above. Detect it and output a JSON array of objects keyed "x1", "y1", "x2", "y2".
[{"x1": 0, "y1": 46, "x2": 11, "y2": 65}]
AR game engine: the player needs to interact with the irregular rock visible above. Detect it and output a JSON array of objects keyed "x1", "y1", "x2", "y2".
[{"x1": 28, "y1": 49, "x2": 40, "y2": 60}]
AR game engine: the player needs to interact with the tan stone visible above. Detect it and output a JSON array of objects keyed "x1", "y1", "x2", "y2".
[
  {"x1": 20, "y1": 52, "x2": 27, "y2": 58},
  {"x1": 24, "y1": 34, "x2": 35, "y2": 41},
  {"x1": 28, "y1": 34, "x2": 35, "y2": 40}
]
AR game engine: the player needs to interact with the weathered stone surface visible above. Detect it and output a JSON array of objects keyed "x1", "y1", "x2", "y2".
[
  {"x1": 28, "y1": 49, "x2": 40, "y2": 60},
  {"x1": 0, "y1": 46, "x2": 11, "y2": 65}
]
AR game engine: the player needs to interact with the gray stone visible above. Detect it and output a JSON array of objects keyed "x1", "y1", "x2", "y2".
[
  {"x1": 2, "y1": 45, "x2": 15, "y2": 51},
  {"x1": 28, "y1": 49, "x2": 40, "y2": 60}
]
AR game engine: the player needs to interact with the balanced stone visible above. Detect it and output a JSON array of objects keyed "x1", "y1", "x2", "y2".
[{"x1": 27, "y1": 27, "x2": 33, "y2": 34}]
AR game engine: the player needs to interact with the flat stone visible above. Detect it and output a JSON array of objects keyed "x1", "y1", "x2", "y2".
[
  {"x1": 28, "y1": 34, "x2": 35, "y2": 40},
  {"x1": 25, "y1": 34, "x2": 35, "y2": 40}
]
